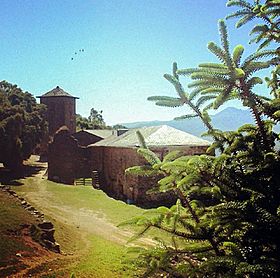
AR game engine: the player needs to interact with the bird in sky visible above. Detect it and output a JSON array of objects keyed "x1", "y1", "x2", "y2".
[{"x1": 71, "y1": 49, "x2": 85, "y2": 61}]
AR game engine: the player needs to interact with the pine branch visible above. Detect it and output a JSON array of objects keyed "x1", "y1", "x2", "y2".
[
  {"x1": 236, "y1": 14, "x2": 255, "y2": 28},
  {"x1": 242, "y1": 49, "x2": 277, "y2": 66},
  {"x1": 196, "y1": 95, "x2": 217, "y2": 108},
  {"x1": 137, "y1": 148, "x2": 161, "y2": 165},
  {"x1": 153, "y1": 99, "x2": 184, "y2": 108},
  {"x1": 174, "y1": 114, "x2": 198, "y2": 120},
  {"x1": 164, "y1": 73, "x2": 187, "y2": 102},
  {"x1": 219, "y1": 20, "x2": 234, "y2": 70},
  {"x1": 232, "y1": 44, "x2": 245, "y2": 66},
  {"x1": 207, "y1": 42, "x2": 227, "y2": 64},
  {"x1": 226, "y1": 0, "x2": 254, "y2": 9},
  {"x1": 136, "y1": 130, "x2": 148, "y2": 149},
  {"x1": 199, "y1": 63, "x2": 229, "y2": 69},
  {"x1": 226, "y1": 9, "x2": 253, "y2": 19}
]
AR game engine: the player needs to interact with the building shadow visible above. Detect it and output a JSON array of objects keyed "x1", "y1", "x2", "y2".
[{"x1": 0, "y1": 164, "x2": 45, "y2": 186}]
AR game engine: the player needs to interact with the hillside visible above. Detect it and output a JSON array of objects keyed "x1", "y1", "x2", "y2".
[
  {"x1": 0, "y1": 189, "x2": 58, "y2": 277},
  {"x1": 122, "y1": 107, "x2": 253, "y2": 137}
]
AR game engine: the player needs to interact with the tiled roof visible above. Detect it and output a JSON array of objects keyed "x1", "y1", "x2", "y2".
[
  {"x1": 38, "y1": 86, "x2": 79, "y2": 98},
  {"x1": 79, "y1": 129, "x2": 113, "y2": 139},
  {"x1": 92, "y1": 125, "x2": 210, "y2": 147}
]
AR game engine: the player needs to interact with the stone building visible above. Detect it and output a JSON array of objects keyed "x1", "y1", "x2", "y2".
[
  {"x1": 37, "y1": 86, "x2": 79, "y2": 137},
  {"x1": 48, "y1": 125, "x2": 210, "y2": 206},
  {"x1": 37, "y1": 86, "x2": 79, "y2": 160},
  {"x1": 88, "y1": 125, "x2": 210, "y2": 206},
  {"x1": 48, "y1": 128, "x2": 113, "y2": 184},
  {"x1": 48, "y1": 127, "x2": 90, "y2": 184},
  {"x1": 72, "y1": 130, "x2": 113, "y2": 147},
  {"x1": 41, "y1": 86, "x2": 211, "y2": 206}
]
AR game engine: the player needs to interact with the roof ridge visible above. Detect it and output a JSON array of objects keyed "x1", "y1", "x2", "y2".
[
  {"x1": 92, "y1": 125, "x2": 210, "y2": 147},
  {"x1": 37, "y1": 86, "x2": 79, "y2": 99}
]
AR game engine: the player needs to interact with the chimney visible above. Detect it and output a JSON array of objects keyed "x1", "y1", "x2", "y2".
[{"x1": 113, "y1": 129, "x2": 128, "y2": 136}]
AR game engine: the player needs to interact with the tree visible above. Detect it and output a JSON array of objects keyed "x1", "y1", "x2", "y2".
[
  {"x1": 76, "y1": 108, "x2": 110, "y2": 130},
  {"x1": 226, "y1": 0, "x2": 280, "y2": 50},
  {"x1": 124, "y1": 1, "x2": 280, "y2": 277},
  {"x1": 0, "y1": 81, "x2": 48, "y2": 170},
  {"x1": 76, "y1": 114, "x2": 91, "y2": 130},
  {"x1": 88, "y1": 108, "x2": 106, "y2": 129},
  {"x1": 112, "y1": 124, "x2": 127, "y2": 129}
]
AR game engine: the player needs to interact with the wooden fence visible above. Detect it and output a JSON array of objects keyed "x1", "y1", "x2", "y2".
[
  {"x1": 74, "y1": 171, "x2": 100, "y2": 188},
  {"x1": 74, "y1": 177, "x2": 92, "y2": 186}
]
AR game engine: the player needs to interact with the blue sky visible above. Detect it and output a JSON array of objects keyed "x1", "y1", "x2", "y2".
[{"x1": 1, "y1": 0, "x2": 263, "y2": 125}]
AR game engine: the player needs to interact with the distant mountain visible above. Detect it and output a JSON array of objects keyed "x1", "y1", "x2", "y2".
[{"x1": 122, "y1": 107, "x2": 253, "y2": 138}]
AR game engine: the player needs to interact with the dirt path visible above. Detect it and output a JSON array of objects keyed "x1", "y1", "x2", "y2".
[
  {"x1": 19, "y1": 157, "x2": 154, "y2": 248},
  {"x1": 7, "y1": 156, "x2": 156, "y2": 277}
]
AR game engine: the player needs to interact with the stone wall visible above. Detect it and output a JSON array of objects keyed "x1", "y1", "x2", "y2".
[
  {"x1": 40, "y1": 96, "x2": 76, "y2": 136},
  {"x1": 88, "y1": 145, "x2": 209, "y2": 207},
  {"x1": 88, "y1": 146, "x2": 141, "y2": 199},
  {"x1": 48, "y1": 127, "x2": 90, "y2": 184}
]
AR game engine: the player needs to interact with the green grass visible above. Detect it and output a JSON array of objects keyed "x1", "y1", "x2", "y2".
[
  {"x1": 70, "y1": 235, "x2": 141, "y2": 278},
  {"x1": 0, "y1": 177, "x2": 200, "y2": 277},
  {"x1": 8, "y1": 176, "x2": 184, "y2": 277},
  {"x1": 15, "y1": 177, "x2": 145, "y2": 224},
  {"x1": 11, "y1": 175, "x2": 186, "y2": 277},
  {"x1": 12, "y1": 177, "x2": 147, "y2": 277}
]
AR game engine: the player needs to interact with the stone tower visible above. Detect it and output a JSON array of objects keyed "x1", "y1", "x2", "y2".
[{"x1": 37, "y1": 86, "x2": 79, "y2": 137}]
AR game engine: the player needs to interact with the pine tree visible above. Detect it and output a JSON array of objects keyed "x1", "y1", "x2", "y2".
[
  {"x1": 123, "y1": 1, "x2": 280, "y2": 277},
  {"x1": 226, "y1": 0, "x2": 280, "y2": 50}
]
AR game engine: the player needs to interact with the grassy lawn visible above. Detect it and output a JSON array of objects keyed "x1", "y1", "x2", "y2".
[
  {"x1": 68, "y1": 235, "x2": 140, "y2": 278},
  {"x1": 15, "y1": 177, "x2": 145, "y2": 224},
  {"x1": 12, "y1": 176, "x2": 148, "y2": 277}
]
